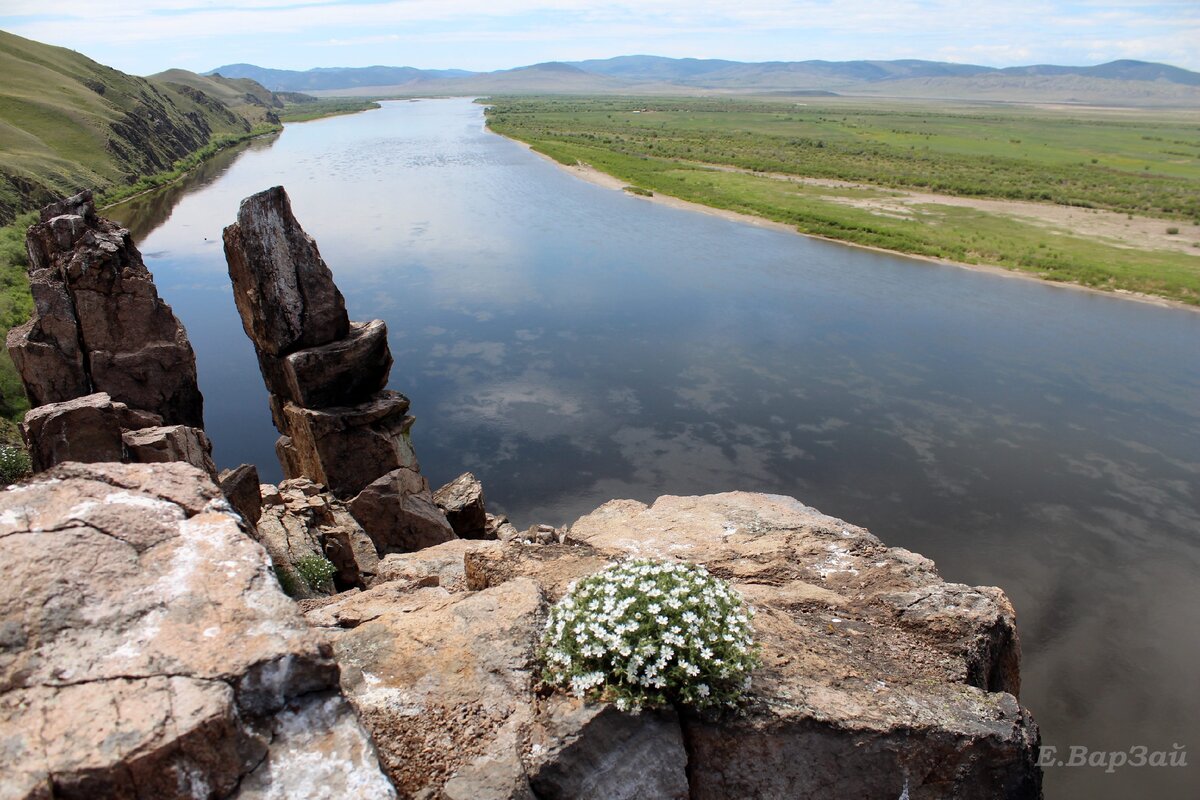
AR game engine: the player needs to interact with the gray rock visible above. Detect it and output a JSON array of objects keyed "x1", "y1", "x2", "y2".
[
  {"x1": 222, "y1": 186, "x2": 349, "y2": 357},
  {"x1": 527, "y1": 695, "x2": 689, "y2": 800}
]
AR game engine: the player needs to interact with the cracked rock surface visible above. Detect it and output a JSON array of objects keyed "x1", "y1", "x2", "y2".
[
  {"x1": 0, "y1": 462, "x2": 394, "y2": 800},
  {"x1": 311, "y1": 492, "x2": 1042, "y2": 799}
]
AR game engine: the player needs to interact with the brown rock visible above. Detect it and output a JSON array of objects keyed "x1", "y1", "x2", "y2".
[
  {"x1": 348, "y1": 467, "x2": 456, "y2": 555},
  {"x1": 10, "y1": 192, "x2": 204, "y2": 428},
  {"x1": 373, "y1": 538, "x2": 503, "y2": 591},
  {"x1": 270, "y1": 319, "x2": 393, "y2": 408},
  {"x1": 219, "y1": 463, "x2": 262, "y2": 530},
  {"x1": 254, "y1": 478, "x2": 380, "y2": 596},
  {"x1": 567, "y1": 493, "x2": 1041, "y2": 798},
  {"x1": 20, "y1": 392, "x2": 126, "y2": 471},
  {"x1": 306, "y1": 578, "x2": 546, "y2": 798},
  {"x1": 4, "y1": 277, "x2": 89, "y2": 409},
  {"x1": 281, "y1": 391, "x2": 419, "y2": 497},
  {"x1": 433, "y1": 471, "x2": 490, "y2": 538},
  {"x1": 121, "y1": 425, "x2": 217, "y2": 479},
  {"x1": 0, "y1": 462, "x2": 394, "y2": 799},
  {"x1": 222, "y1": 185, "x2": 349, "y2": 357}
]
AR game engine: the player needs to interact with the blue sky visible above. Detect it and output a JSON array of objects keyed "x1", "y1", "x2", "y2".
[{"x1": 3, "y1": 1, "x2": 1198, "y2": 76}]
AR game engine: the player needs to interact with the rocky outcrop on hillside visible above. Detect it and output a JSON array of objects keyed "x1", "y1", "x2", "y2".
[
  {"x1": 222, "y1": 186, "x2": 454, "y2": 555},
  {"x1": 7, "y1": 192, "x2": 204, "y2": 427},
  {"x1": 0, "y1": 462, "x2": 395, "y2": 799},
  {"x1": 309, "y1": 491, "x2": 1042, "y2": 799},
  {"x1": 5, "y1": 194, "x2": 215, "y2": 480}
]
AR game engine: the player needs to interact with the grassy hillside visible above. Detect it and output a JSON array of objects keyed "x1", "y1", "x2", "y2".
[
  {"x1": 487, "y1": 96, "x2": 1200, "y2": 305},
  {"x1": 150, "y1": 68, "x2": 283, "y2": 126},
  {"x1": 0, "y1": 30, "x2": 279, "y2": 226}
]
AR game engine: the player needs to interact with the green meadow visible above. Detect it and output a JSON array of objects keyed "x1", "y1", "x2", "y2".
[{"x1": 486, "y1": 96, "x2": 1200, "y2": 305}]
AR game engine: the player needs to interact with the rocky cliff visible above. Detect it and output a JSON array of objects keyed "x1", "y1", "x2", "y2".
[{"x1": 0, "y1": 192, "x2": 1043, "y2": 798}]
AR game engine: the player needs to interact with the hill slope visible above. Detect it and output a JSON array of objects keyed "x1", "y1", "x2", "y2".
[
  {"x1": 149, "y1": 68, "x2": 285, "y2": 126},
  {"x1": 0, "y1": 31, "x2": 274, "y2": 225},
  {"x1": 217, "y1": 55, "x2": 1200, "y2": 106}
]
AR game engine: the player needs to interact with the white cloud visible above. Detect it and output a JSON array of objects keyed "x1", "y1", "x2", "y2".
[{"x1": 4, "y1": 1, "x2": 1198, "y2": 71}]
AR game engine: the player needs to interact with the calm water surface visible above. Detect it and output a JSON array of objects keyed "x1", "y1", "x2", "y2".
[{"x1": 109, "y1": 99, "x2": 1200, "y2": 798}]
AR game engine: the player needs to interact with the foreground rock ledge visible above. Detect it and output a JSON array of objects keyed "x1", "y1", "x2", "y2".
[
  {"x1": 0, "y1": 462, "x2": 394, "y2": 800},
  {"x1": 313, "y1": 491, "x2": 1042, "y2": 799}
]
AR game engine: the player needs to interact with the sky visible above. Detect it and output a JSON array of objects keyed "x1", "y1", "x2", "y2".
[{"x1": 2, "y1": 1, "x2": 1198, "y2": 76}]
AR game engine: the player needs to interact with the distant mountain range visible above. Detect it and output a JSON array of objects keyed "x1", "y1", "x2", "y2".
[{"x1": 208, "y1": 56, "x2": 1200, "y2": 105}]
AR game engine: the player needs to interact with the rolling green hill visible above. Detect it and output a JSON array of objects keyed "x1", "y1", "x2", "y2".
[
  {"x1": 0, "y1": 30, "x2": 277, "y2": 226},
  {"x1": 149, "y1": 68, "x2": 284, "y2": 127}
]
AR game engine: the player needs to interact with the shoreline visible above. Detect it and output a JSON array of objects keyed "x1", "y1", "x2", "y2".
[{"x1": 495, "y1": 132, "x2": 1198, "y2": 315}]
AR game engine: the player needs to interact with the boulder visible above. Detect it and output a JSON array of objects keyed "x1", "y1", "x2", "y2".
[
  {"x1": 268, "y1": 319, "x2": 393, "y2": 408},
  {"x1": 372, "y1": 538, "x2": 502, "y2": 591},
  {"x1": 121, "y1": 424, "x2": 217, "y2": 480},
  {"x1": 20, "y1": 392, "x2": 126, "y2": 471},
  {"x1": 219, "y1": 463, "x2": 262, "y2": 530},
  {"x1": 326, "y1": 491, "x2": 1041, "y2": 799},
  {"x1": 10, "y1": 191, "x2": 204, "y2": 428},
  {"x1": 280, "y1": 392, "x2": 419, "y2": 498},
  {"x1": 222, "y1": 186, "x2": 349, "y2": 357},
  {"x1": 348, "y1": 467, "x2": 456, "y2": 555},
  {"x1": 255, "y1": 478, "x2": 381, "y2": 596},
  {"x1": 433, "y1": 471, "x2": 490, "y2": 538},
  {"x1": 0, "y1": 462, "x2": 394, "y2": 799},
  {"x1": 526, "y1": 694, "x2": 689, "y2": 800},
  {"x1": 305, "y1": 578, "x2": 546, "y2": 798}
]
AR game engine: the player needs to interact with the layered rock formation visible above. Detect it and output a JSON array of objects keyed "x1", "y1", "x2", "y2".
[
  {"x1": 308, "y1": 491, "x2": 1043, "y2": 799},
  {"x1": 0, "y1": 462, "x2": 395, "y2": 799},
  {"x1": 222, "y1": 186, "x2": 454, "y2": 554},
  {"x1": 7, "y1": 191, "x2": 203, "y2": 426},
  {"x1": 6, "y1": 193, "x2": 214, "y2": 478},
  {"x1": 257, "y1": 477, "x2": 381, "y2": 597}
]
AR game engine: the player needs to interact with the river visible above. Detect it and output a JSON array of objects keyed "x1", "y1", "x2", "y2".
[{"x1": 108, "y1": 98, "x2": 1200, "y2": 797}]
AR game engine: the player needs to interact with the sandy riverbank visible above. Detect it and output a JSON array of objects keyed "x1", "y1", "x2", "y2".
[{"x1": 498, "y1": 134, "x2": 1198, "y2": 314}]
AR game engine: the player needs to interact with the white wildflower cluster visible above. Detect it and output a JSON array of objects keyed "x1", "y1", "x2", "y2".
[{"x1": 540, "y1": 558, "x2": 760, "y2": 712}]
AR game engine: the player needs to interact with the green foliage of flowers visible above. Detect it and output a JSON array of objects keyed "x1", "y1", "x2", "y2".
[
  {"x1": 0, "y1": 442, "x2": 30, "y2": 485},
  {"x1": 540, "y1": 559, "x2": 761, "y2": 712},
  {"x1": 294, "y1": 553, "x2": 336, "y2": 593}
]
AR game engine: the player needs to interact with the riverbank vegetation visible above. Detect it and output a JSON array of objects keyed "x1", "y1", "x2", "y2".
[
  {"x1": 279, "y1": 98, "x2": 381, "y2": 123},
  {"x1": 486, "y1": 96, "x2": 1200, "y2": 305}
]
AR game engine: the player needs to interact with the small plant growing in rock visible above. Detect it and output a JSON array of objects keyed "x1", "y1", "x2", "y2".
[
  {"x1": 294, "y1": 553, "x2": 337, "y2": 593},
  {"x1": 540, "y1": 559, "x2": 760, "y2": 712}
]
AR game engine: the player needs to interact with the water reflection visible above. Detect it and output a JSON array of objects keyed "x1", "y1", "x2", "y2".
[{"x1": 107, "y1": 99, "x2": 1200, "y2": 799}]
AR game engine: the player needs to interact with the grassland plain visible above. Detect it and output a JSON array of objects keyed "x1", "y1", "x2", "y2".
[{"x1": 485, "y1": 96, "x2": 1200, "y2": 306}]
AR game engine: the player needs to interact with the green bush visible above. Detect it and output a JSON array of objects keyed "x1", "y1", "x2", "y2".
[
  {"x1": 294, "y1": 553, "x2": 337, "y2": 593},
  {"x1": 540, "y1": 559, "x2": 760, "y2": 712},
  {"x1": 0, "y1": 443, "x2": 31, "y2": 485}
]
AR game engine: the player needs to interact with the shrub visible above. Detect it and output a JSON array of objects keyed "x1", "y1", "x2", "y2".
[
  {"x1": 294, "y1": 553, "x2": 336, "y2": 593},
  {"x1": 0, "y1": 443, "x2": 30, "y2": 485},
  {"x1": 540, "y1": 559, "x2": 760, "y2": 712},
  {"x1": 1166, "y1": 227, "x2": 1179, "y2": 235}
]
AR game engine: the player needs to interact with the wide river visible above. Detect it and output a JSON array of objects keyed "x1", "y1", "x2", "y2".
[{"x1": 109, "y1": 98, "x2": 1199, "y2": 797}]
